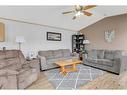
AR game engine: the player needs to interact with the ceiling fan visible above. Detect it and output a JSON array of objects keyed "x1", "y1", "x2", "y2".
[{"x1": 62, "y1": 5, "x2": 96, "y2": 20}]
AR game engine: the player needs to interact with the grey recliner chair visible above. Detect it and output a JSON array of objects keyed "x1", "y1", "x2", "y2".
[{"x1": 0, "y1": 50, "x2": 40, "y2": 89}]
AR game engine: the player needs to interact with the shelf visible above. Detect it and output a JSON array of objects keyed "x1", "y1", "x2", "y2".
[{"x1": 72, "y1": 34, "x2": 85, "y2": 53}]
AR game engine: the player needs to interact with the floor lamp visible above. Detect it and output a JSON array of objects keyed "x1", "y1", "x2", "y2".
[
  {"x1": 83, "y1": 39, "x2": 90, "y2": 54},
  {"x1": 16, "y1": 36, "x2": 25, "y2": 50}
]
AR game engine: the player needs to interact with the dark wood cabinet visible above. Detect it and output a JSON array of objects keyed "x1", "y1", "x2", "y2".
[{"x1": 72, "y1": 34, "x2": 85, "y2": 54}]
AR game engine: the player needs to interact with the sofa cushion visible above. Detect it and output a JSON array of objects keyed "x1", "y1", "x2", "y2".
[
  {"x1": 96, "y1": 59, "x2": 113, "y2": 67},
  {"x1": 0, "y1": 70, "x2": 18, "y2": 89},
  {"x1": 18, "y1": 69, "x2": 38, "y2": 89},
  {"x1": 0, "y1": 58, "x2": 19, "y2": 69},
  {"x1": 87, "y1": 50, "x2": 97, "y2": 59},
  {"x1": 96, "y1": 50, "x2": 105, "y2": 59},
  {"x1": 6, "y1": 58, "x2": 19, "y2": 65},
  {"x1": 38, "y1": 50, "x2": 54, "y2": 59},
  {"x1": 47, "y1": 58, "x2": 62, "y2": 64},
  {"x1": 0, "y1": 60, "x2": 7, "y2": 69},
  {"x1": 114, "y1": 50, "x2": 121, "y2": 59},
  {"x1": 6, "y1": 63, "x2": 22, "y2": 70},
  {"x1": 18, "y1": 68, "x2": 38, "y2": 89},
  {"x1": 86, "y1": 58, "x2": 98, "y2": 63},
  {"x1": 18, "y1": 68, "x2": 32, "y2": 83},
  {"x1": 47, "y1": 63, "x2": 59, "y2": 69},
  {"x1": 62, "y1": 49, "x2": 70, "y2": 57},
  {"x1": 53, "y1": 50, "x2": 63, "y2": 58},
  {"x1": 46, "y1": 58, "x2": 60, "y2": 69},
  {"x1": 104, "y1": 50, "x2": 114, "y2": 60},
  {"x1": 86, "y1": 58, "x2": 113, "y2": 67}
]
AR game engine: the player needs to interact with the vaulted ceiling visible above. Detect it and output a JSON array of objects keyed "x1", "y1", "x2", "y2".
[{"x1": 0, "y1": 6, "x2": 127, "y2": 31}]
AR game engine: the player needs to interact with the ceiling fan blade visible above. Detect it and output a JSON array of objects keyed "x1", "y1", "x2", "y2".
[
  {"x1": 75, "y1": 5, "x2": 82, "y2": 11},
  {"x1": 72, "y1": 16, "x2": 77, "y2": 20},
  {"x1": 62, "y1": 11, "x2": 75, "y2": 14},
  {"x1": 83, "y1": 11, "x2": 93, "y2": 16},
  {"x1": 83, "y1": 5, "x2": 96, "y2": 10},
  {"x1": 74, "y1": 5, "x2": 80, "y2": 9}
]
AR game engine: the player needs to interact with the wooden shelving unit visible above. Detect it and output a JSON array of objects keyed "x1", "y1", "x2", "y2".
[{"x1": 72, "y1": 34, "x2": 85, "y2": 53}]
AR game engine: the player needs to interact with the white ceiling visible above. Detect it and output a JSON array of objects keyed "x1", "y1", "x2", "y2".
[{"x1": 0, "y1": 6, "x2": 127, "y2": 31}]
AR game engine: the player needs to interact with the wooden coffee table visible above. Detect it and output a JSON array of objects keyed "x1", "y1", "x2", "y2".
[{"x1": 55, "y1": 59, "x2": 83, "y2": 75}]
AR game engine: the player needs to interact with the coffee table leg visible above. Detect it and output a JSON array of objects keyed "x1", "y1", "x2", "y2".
[
  {"x1": 60, "y1": 66, "x2": 67, "y2": 75},
  {"x1": 72, "y1": 63, "x2": 77, "y2": 71}
]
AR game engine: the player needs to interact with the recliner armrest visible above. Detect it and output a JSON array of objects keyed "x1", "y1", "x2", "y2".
[
  {"x1": 26, "y1": 59, "x2": 40, "y2": 73},
  {"x1": 27, "y1": 59, "x2": 39, "y2": 64}
]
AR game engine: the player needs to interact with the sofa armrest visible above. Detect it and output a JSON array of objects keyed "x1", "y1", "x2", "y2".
[
  {"x1": 119, "y1": 55, "x2": 127, "y2": 73},
  {"x1": 27, "y1": 59, "x2": 39, "y2": 65},
  {"x1": 27, "y1": 59, "x2": 40, "y2": 74},
  {"x1": 112, "y1": 58, "x2": 121, "y2": 73},
  {"x1": 37, "y1": 55, "x2": 47, "y2": 70},
  {"x1": 113, "y1": 55, "x2": 127, "y2": 74},
  {"x1": 37, "y1": 55, "x2": 47, "y2": 64}
]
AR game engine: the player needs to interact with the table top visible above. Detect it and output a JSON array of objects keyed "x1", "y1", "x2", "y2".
[{"x1": 55, "y1": 59, "x2": 82, "y2": 66}]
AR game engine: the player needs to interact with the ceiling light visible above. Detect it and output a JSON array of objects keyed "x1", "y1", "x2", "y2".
[{"x1": 75, "y1": 11, "x2": 83, "y2": 17}]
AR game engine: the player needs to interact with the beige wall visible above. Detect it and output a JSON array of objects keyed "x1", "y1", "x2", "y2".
[{"x1": 80, "y1": 14, "x2": 127, "y2": 50}]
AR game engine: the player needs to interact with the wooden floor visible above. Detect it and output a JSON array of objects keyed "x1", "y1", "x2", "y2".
[
  {"x1": 26, "y1": 71, "x2": 127, "y2": 90},
  {"x1": 80, "y1": 71, "x2": 127, "y2": 89},
  {"x1": 27, "y1": 72, "x2": 54, "y2": 89}
]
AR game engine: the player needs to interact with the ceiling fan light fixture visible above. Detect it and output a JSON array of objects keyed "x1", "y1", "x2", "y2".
[
  {"x1": 62, "y1": 5, "x2": 96, "y2": 20},
  {"x1": 75, "y1": 11, "x2": 83, "y2": 17}
]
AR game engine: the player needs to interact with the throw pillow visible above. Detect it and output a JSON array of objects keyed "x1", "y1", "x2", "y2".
[{"x1": 97, "y1": 50, "x2": 105, "y2": 59}]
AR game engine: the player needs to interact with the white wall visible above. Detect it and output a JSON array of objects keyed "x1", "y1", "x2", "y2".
[{"x1": 0, "y1": 19, "x2": 76, "y2": 57}]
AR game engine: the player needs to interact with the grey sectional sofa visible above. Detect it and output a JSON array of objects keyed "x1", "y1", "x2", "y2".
[
  {"x1": 38, "y1": 49, "x2": 79, "y2": 71},
  {"x1": 83, "y1": 49, "x2": 127, "y2": 74}
]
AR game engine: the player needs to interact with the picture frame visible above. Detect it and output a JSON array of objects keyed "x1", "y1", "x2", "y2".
[
  {"x1": 0, "y1": 22, "x2": 5, "y2": 42},
  {"x1": 47, "y1": 32, "x2": 61, "y2": 41}
]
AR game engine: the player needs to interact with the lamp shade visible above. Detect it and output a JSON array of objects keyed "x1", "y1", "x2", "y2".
[
  {"x1": 16, "y1": 36, "x2": 25, "y2": 43},
  {"x1": 83, "y1": 40, "x2": 90, "y2": 44}
]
